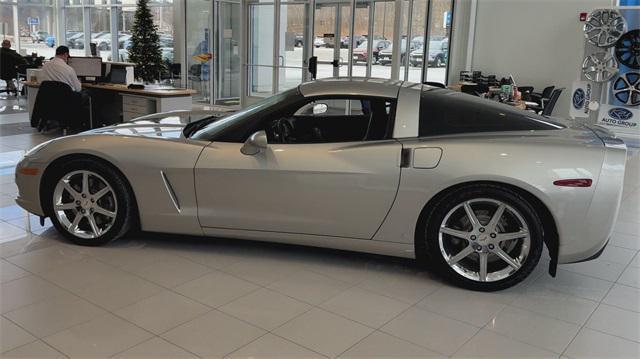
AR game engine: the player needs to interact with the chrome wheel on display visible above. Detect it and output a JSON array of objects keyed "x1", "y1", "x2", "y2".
[
  {"x1": 52, "y1": 170, "x2": 118, "y2": 239},
  {"x1": 584, "y1": 9, "x2": 627, "y2": 48},
  {"x1": 613, "y1": 72, "x2": 640, "y2": 106},
  {"x1": 438, "y1": 199, "x2": 530, "y2": 283},
  {"x1": 582, "y1": 52, "x2": 619, "y2": 82},
  {"x1": 615, "y1": 30, "x2": 640, "y2": 69}
]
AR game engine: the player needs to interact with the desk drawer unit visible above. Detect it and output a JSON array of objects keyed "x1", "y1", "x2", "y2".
[{"x1": 122, "y1": 95, "x2": 157, "y2": 121}]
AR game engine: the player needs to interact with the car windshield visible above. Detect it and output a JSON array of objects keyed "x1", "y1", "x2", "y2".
[
  {"x1": 189, "y1": 88, "x2": 300, "y2": 140},
  {"x1": 357, "y1": 41, "x2": 368, "y2": 49}
]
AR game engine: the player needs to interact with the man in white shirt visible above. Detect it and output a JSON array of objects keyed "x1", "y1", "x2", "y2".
[{"x1": 41, "y1": 46, "x2": 82, "y2": 92}]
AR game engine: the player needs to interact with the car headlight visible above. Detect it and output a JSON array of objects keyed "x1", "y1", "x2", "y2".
[{"x1": 24, "y1": 140, "x2": 53, "y2": 158}]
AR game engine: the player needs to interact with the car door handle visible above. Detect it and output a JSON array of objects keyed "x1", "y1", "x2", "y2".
[{"x1": 400, "y1": 148, "x2": 411, "y2": 168}]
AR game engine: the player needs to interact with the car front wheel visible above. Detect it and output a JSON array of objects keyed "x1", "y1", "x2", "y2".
[
  {"x1": 47, "y1": 159, "x2": 135, "y2": 246},
  {"x1": 421, "y1": 184, "x2": 543, "y2": 291}
]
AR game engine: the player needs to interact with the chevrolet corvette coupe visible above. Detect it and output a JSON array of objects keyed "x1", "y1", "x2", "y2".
[{"x1": 15, "y1": 78, "x2": 626, "y2": 291}]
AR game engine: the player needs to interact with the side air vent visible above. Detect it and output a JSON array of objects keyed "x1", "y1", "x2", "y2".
[{"x1": 160, "y1": 171, "x2": 181, "y2": 212}]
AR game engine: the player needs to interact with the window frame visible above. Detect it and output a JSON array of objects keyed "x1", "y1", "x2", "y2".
[{"x1": 256, "y1": 94, "x2": 398, "y2": 145}]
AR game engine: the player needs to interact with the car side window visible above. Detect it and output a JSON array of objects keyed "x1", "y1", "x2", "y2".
[
  {"x1": 294, "y1": 99, "x2": 364, "y2": 117},
  {"x1": 265, "y1": 97, "x2": 395, "y2": 144}
]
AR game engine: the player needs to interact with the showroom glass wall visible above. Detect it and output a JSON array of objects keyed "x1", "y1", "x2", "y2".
[
  {"x1": 2, "y1": 0, "x2": 453, "y2": 106},
  {"x1": 0, "y1": 0, "x2": 56, "y2": 57},
  {"x1": 0, "y1": 1, "x2": 175, "y2": 71},
  {"x1": 249, "y1": 0, "x2": 453, "y2": 103},
  {"x1": 62, "y1": 0, "x2": 175, "y2": 66},
  {"x1": 186, "y1": 0, "x2": 241, "y2": 105}
]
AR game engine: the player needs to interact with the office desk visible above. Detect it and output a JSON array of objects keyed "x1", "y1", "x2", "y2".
[{"x1": 23, "y1": 81, "x2": 196, "y2": 127}]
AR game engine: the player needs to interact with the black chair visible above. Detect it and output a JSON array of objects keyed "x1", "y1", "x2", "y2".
[
  {"x1": 541, "y1": 88, "x2": 563, "y2": 116},
  {"x1": 424, "y1": 81, "x2": 445, "y2": 88},
  {"x1": 1, "y1": 49, "x2": 26, "y2": 96},
  {"x1": 475, "y1": 84, "x2": 489, "y2": 95},
  {"x1": 527, "y1": 88, "x2": 563, "y2": 116},
  {"x1": 31, "y1": 81, "x2": 85, "y2": 134},
  {"x1": 530, "y1": 86, "x2": 554, "y2": 106},
  {"x1": 461, "y1": 84, "x2": 479, "y2": 95}
]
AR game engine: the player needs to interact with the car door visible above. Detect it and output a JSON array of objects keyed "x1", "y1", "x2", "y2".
[{"x1": 194, "y1": 97, "x2": 402, "y2": 239}]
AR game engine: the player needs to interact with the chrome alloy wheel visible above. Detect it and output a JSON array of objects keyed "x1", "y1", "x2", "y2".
[
  {"x1": 438, "y1": 199, "x2": 530, "y2": 283},
  {"x1": 53, "y1": 170, "x2": 117, "y2": 239},
  {"x1": 584, "y1": 9, "x2": 627, "y2": 48},
  {"x1": 582, "y1": 52, "x2": 619, "y2": 82}
]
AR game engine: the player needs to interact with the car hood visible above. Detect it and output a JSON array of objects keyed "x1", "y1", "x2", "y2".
[{"x1": 81, "y1": 112, "x2": 228, "y2": 140}]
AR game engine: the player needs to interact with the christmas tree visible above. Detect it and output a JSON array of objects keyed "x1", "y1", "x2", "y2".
[{"x1": 128, "y1": 0, "x2": 164, "y2": 82}]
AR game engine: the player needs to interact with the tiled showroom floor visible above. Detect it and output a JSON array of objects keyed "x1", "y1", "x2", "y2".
[{"x1": 0, "y1": 95, "x2": 639, "y2": 358}]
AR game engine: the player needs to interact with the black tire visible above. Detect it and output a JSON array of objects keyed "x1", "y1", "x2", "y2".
[
  {"x1": 417, "y1": 183, "x2": 543, "y2": 291},
  {"x1": 45, "y1": 158, "x2": 135, "y2": 246}
]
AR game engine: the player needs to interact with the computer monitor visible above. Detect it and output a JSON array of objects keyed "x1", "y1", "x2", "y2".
[
  {"x1": 68, "y1": 57, "x2": 102, "y2": 78},
  {"x1": 109, "y1": 67, "x2": 127, "y2": 84}
]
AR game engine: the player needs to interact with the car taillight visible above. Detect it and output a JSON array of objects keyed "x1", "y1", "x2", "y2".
[{"x1": 553, "y1": 179, "x2": 593, "y2": 187}]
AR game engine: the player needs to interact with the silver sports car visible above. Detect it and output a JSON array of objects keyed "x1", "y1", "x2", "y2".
[{"x1": 15, "y1": 78, "x2": 626, "y2": 291}]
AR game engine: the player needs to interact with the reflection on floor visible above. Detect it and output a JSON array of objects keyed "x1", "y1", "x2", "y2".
[{"x1": 1, "y1": 94, "x2": 639, "y2": 358}]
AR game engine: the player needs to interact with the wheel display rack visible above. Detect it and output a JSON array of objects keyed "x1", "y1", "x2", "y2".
[{"x1": 572, "y1": 6, "x2": 639, "y2": 139}]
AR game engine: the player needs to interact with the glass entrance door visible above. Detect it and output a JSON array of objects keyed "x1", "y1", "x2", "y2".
[
  {"x1": 314, "y1": 0, "x2": 403, "y2": 80},
  {"x1": 278, "y1": 1, "x2": 311, "y2": 91},
  {"x1": 245, "y1": 0, "x2": 311, "y2": 103},
  {"x1": 214, "y1": 1, "x2": 241, "y2": 106},
  {"x1": 313, "y1": 1, "x2": 351, "y2": 79},
  {"x1": 186, "y1": 0, "x2": 213, "y2": 103},
  {"x1": 247, "y1": 2, "x2": 275, "y2": 98}
]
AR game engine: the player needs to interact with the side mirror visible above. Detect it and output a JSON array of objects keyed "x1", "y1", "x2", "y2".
[{"x1": 241, "y1": 130, "x2": 268, "y2": 155}]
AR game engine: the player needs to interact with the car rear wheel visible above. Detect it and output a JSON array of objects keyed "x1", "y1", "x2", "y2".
[
  {"x1": 47, "y1": 159, "x2": 135, "y2": 246},
  {"x1": 421, "y1": 184, "x2": 543, "y2": 291}
]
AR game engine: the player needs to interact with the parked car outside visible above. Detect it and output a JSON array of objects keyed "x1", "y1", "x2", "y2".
[
  {"x1": 378, "y1": 37, "x2": 422, "y2": 65},
  {"x1": 67, "y1": 32, "x2": 84, "y2": 49},
  {"x1": 352, "y1": 39, "x2": 391, "y2": 63},
  {"x1": 409, "y1": 38, "x2": 448, "y2": 67},
  {"x1": 340, "y1": 35, "x2": 366, "y2": 48},
  {"x1": 30, "y1": 31, "x2": 49, "y2": 43}
]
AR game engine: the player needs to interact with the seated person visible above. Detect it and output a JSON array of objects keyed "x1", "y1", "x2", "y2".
[
  {"x1": 41, "y1": 46, "x2": 82, "y2": 92},
  {"x1": 0, "y1": 40, "x2": 27, "y2": 93}
]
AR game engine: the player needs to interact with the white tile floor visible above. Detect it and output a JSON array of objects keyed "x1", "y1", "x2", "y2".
[{"x1": 1, "y1": 96, "x2": 639, "y2": 358}]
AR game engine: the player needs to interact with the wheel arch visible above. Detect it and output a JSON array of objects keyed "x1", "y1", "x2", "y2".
[
  {"x1": 39, "y1": 153, "x2": 140, "y2": 229},
  {"x1": 414, "y1": 180, "x2": 559, "y2": 276}
]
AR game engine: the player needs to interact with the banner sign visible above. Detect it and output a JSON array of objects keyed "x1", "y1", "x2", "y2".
[
  {"x1": 569, "y1": 80, "x2": 592, "y2": 119},
  {"x1": 597, "y1": 104, "x2": 639, "y2": 136}
]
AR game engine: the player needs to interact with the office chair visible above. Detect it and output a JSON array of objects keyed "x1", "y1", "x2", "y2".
[
  {"x1": 530, "y1": 86, "x2": 554, "y2": 106},
  {"x1": 32, "y1": 81, "x2": 86, "y2": 134},
  {"x1": 527, "y1": 88, "x2": 563, "y2": 116},
  {"x1": 424, "y1": 81, "x2": 446, "y2": 88},
  {"x1": 541, "y1": 88, "x2": 563, "y2": 116},
  {"x1": 1, "y1": 57, "x2": 20, "y2": 96},
  {"x1": 460, "y1": 84, "x2": 479, "y2": 95}
]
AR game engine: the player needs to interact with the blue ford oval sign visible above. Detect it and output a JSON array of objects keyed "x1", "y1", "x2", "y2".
[
  {"x1": 608, "y1": 107, "x2": 634, "y2": 121},
  {"x1": 572, "y1": 88, "x2": 585, "y2": 110}
]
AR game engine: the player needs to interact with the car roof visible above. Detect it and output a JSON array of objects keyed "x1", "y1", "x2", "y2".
[{"x1": 298, "y1": 77, "x2": 415, "y2": 98}]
